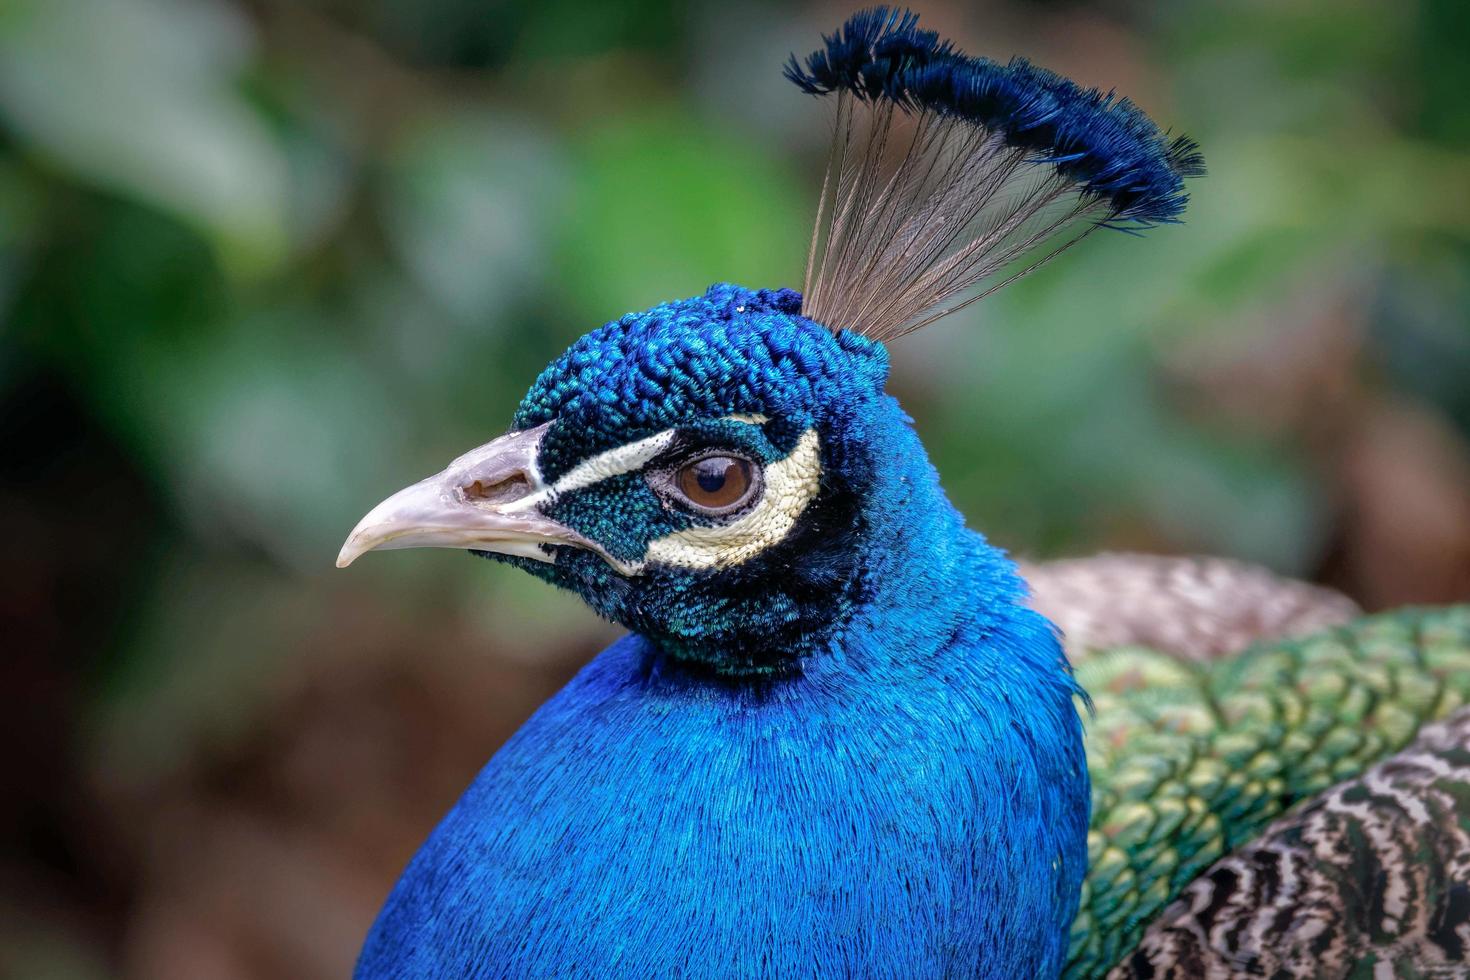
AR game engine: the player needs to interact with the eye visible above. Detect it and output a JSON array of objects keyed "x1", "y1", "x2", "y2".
[{"x1": 672, "y1": 455, "x2": 756, "y2": 513}]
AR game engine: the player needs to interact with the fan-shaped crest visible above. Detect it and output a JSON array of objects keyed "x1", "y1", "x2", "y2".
[{"x1": 786, "y1": 7, "x2": 1204, "y2": 340}]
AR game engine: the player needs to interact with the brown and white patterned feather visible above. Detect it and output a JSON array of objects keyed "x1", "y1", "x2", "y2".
[
  {"x1": 1111, "y1": 707, "x2": 1470, "y2": 978},
  {"x1": 1021, "y1": 553, "x2": 1361, "y2": 663}
]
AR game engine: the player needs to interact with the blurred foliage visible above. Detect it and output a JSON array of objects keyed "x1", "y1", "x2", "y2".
[{"x1": 1, "y1": 0, "x2": 1467, "y2": 976}]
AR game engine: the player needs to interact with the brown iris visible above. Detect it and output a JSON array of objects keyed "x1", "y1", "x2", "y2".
[{"x1": 675, "y1": 455, "x2": 753, "y2": 510}]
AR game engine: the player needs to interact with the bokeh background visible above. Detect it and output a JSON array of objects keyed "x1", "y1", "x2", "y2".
[{"x1": 3, "y1": 0, "x2": 1468, "y2": 975}]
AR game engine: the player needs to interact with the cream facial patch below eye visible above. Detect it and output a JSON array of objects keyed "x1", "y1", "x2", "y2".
[{"x1": 644, "y1": 428, "x2": 821, "y2": 570}]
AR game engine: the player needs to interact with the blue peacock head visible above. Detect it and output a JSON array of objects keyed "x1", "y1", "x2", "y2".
[
  {"x1": 339, "y1": 284, "x2": 897, "y2": 672},
  {"x1": 337, "y1": 7, "x2": 1202, "y2": 673}
]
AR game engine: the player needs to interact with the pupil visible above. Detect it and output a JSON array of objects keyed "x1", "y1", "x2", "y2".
[
  {"x1": 676, "y1": 455, "x2": 752, "y2": 510},
  {"x1": 695, "y1": 459, "x2": 728, "y2": 494}
]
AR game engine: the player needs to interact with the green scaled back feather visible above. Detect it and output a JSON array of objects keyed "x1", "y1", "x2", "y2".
[{"x1": 1065, "y1": 605, "x2": 1470, "y2": 978}]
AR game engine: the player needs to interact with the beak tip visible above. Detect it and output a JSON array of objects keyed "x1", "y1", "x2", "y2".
[{"x1": 335, "y1": 534, "x2": 367, "y2": 569}]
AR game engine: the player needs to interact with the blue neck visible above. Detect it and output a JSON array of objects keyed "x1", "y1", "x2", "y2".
[{"x1": 831, "y1": 411, "x2": 1029, "y2": 670}]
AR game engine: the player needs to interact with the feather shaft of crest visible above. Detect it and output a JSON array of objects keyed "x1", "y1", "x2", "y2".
[
  {"x1": 789, "y1": 7, "x2": 1203, "y2": 341},
  {"x1": 802, "y1": 102, "x2": 839, "y2": 311}
]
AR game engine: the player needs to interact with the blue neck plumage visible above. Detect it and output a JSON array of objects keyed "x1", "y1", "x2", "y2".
[{"x1": 834, "y1": 409, "x2": 1032, "y2": 668}]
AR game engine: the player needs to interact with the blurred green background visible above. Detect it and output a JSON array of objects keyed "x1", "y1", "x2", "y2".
[{"x1": 3, "y1": 0, "x2": 1468, "y2": 975}]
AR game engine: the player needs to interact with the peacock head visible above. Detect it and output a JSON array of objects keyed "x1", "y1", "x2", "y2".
[
  {"x1": 338, "y1": 284, "x2": 896, "y2": 671},
  {"x1": 337, "y1": 8, "x2": 1202, "y2": 673}
]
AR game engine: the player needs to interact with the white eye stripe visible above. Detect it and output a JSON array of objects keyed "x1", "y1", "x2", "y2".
[
  {"x1": 551, "y1": 429, "x2": 677, "y2": 496},
  {"x1": 644, "y1": 427, "x2": 821, "y2": 570},
  {"x1": 500, "y1": 416, "x2": 764, "y2": 515}
]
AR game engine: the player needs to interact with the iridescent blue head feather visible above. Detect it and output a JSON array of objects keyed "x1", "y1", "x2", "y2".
[{"x1": 513, "y1": 285, "x2": 882, "y2": 477}]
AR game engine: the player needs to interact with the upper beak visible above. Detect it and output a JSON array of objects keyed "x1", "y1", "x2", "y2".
[{"x1": 336, "y1": 422, "x2": 594, "y2": 568}]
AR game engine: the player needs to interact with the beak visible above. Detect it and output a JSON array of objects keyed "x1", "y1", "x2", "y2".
[{"x1": 336, "y1": 422, "x2": 594, "y2": 569}]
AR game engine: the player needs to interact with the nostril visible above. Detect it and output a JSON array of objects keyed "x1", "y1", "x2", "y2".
[{"x1": 464, "y1": 473, "x2": 530, "y2": 506}]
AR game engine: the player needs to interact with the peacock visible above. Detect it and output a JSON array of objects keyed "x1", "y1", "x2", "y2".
[{"x1": 335, "y1": 9, "x2": 1470, "y2": 977}]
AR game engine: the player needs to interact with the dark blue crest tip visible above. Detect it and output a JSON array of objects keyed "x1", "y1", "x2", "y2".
[
  {"x1": 782, "y1": 7, "x2": 954, "y2": 100},
  {"x1": 787, "y1": 7, "x2": 1204, "y2": 226}
]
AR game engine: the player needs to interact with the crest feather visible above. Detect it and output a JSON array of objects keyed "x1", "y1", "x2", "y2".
[{"x1": 786, "y1": 7, "x2": 1204, "y2": 341}]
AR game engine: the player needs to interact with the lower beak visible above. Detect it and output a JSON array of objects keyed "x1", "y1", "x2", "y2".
[{"x1": 336, "y1": 422, "x2": 594, "y2": 568}]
